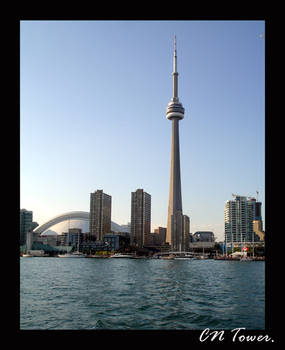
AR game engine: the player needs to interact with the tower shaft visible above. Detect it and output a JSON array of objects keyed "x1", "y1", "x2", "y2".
[
  {"x1": 166, "y1": 119, "x2": 184, "y2": 250},
  {"x1": 168, "y1": 119, "x2": 182, "y2": 215}
]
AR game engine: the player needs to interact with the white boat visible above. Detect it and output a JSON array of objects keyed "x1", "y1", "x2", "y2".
[
  {"x1": 22, "y1": 254, "x2": 33, "y2": 257},
  {"x1": 109, "y1": 253, "x2": 134, "y2": 258},
  {"x1": 174, "y1": 256, "x2": 194, "y2": 260},
  {"x1": 58, "y1": 252, "x2": 85, "y2": 258}
]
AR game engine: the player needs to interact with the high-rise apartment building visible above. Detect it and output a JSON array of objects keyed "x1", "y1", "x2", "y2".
[
  {"x1": 225, "y1": 195, "x2": 263, "y2": 243},
  {"x1": 89, "y1": 190, "x2": 112, "y2": 241},
  {"x1": 20, "y1": 209, "x2": 33, "y2": 245},
  {"x1": 131, "y1": 189, "x2": 151, "y2": 248}
]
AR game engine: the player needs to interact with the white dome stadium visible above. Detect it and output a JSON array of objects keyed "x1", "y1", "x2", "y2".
[{"x1": 33, "y1": 211, "x2": 128, "y2": 236}]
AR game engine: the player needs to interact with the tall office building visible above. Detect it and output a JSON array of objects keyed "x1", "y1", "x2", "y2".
[
  {"x1": 166, "y1": 36, "x2": 186, "y2": 251},
  {"x1": 131, "y1": 189, "x2": 151, "y2": 248},
  {"x1": 225, "y1": 194, "x2": 262, "y2": 243},
  {"x1": 89, "y1": 190, "x2": 112, "y2": 241},
  {"x1": 20, "y1": 209, "x2": 33, "y2": 245}
]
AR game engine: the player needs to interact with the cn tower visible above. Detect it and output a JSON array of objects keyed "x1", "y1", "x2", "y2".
[{"x1": 166, "y1": 36, "x2": 185, "y2": 251}]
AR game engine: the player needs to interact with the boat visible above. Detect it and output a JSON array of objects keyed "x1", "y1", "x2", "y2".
[
  {"x1": 195, "y1": 255, "x2": 206, "y2": 260},
  {"x1": 240, "y1": 255, "x2": 252, "y2": 261},
  {"x1": 58, "y1": 252, "x2": 85, "y2": 258},
  {"x1": 85, "y1": 254, "x2": 109, "y2": 258},
  {"x1": 160, "y1": 254, "x2": 175, "y2": 260},
  {"x1": 22, "y1": 250, "x2": 46, "y2": 257},
  {"x1": 252, "y1": 256, "x2": 265, "y2": 261},
  {"x1": 109, "y1": 253, "x2": 135, "y2": 258},
  {"x1": 185, "y1": 254, "x2": 195, "y2": 258},
  {"x1": 174, "y1": 256, "x2": 194, "y2": 260}
]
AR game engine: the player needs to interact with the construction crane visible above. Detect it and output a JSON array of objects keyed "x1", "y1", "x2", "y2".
[{"x1": 248, "y1": 191, "x2": 260, "y2": 201}]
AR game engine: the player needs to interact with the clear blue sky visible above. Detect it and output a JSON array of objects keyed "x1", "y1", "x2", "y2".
[{"x1": 20, "y1": 20, "x2": 265, "y2": 241}]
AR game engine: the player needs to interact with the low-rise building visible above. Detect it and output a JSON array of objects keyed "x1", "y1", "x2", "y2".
[
  {"x1": 60, "y1": 228, "x2": 83, "y2": 247},
  {"x1": 154, "y1": 227, "x2": 167, "y2": 245},
  {"x1": 189, "y1": 231, "x2": 216, "y2": 250},
  {"x1": 189, "y1": 241, "x2": 216, "y2": 249},
  {"x1": 104, "y1": 233, "x2": 130, "y2": 252},
  {"x1": 144, "y1": 233, "x2": 158, "y2": 246},
  {"x1": 38, "y1": 235, "x2": 58, "y2": 247},
  {"x1": 193, "y1": 231, "x2": 215, "y2": 242}
]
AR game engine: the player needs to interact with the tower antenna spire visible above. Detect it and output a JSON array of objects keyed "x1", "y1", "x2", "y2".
[{"x1": 173, "y1": 34, "x2": 177, "y2": 73}]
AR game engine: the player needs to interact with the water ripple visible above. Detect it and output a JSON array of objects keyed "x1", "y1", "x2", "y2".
[{"x1": 20, "y1": 258, "x2": 265, "y2": 330}]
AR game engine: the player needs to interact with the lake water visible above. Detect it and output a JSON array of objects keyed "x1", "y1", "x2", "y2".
[{"x1": 20, "y1": 257, "x2": 265, "y2": 330}]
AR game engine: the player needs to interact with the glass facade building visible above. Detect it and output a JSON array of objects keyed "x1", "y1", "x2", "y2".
[{"x1": 225, "y1": 196, "x2": 262, "y2": 243}]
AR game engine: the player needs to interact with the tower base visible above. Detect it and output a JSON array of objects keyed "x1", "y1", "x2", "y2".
[{"x1": 169, "y1": 212, "x2": 184, "y2": 251}]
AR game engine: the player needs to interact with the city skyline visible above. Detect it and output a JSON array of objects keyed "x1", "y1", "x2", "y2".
[{"x1": 20, "y1": 20, "x2": 265, "y2": 242}]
